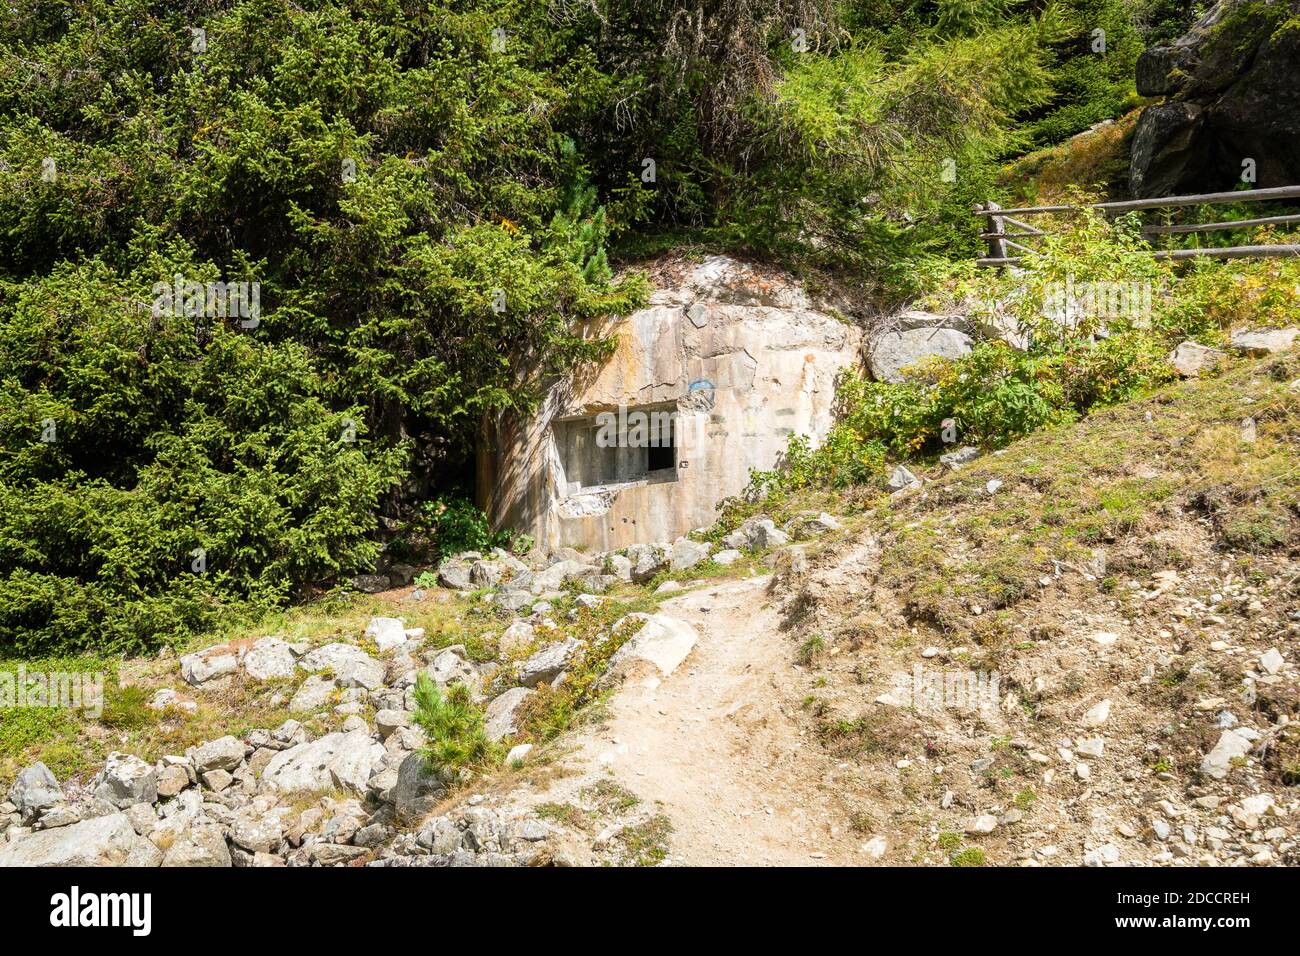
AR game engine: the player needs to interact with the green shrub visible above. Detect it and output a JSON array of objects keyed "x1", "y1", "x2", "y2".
[{"x1": 410, "y1": 672, "x2": 499, "y2": 773}]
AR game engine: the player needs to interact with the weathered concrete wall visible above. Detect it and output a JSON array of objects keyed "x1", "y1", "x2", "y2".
[{"x1": 479, "y1": 257, "x2": 863, "y2": 552}]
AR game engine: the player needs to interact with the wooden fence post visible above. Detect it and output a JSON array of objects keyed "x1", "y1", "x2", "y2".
[{"x1": 983, "y1": 201, "x2": 1008, "y2": 268}]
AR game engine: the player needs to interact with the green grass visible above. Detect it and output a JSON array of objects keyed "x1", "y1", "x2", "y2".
[{"x1": 871, "y1": 350, "x2": 1300, "y2": 637}]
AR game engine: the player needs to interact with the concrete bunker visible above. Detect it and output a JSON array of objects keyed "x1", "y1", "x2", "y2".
[{"x1": 477, "y1": 256, "x2": 864, "y2": 552}]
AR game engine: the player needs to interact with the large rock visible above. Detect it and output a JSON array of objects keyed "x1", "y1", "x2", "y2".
[
  {"x1": 485, "y1": 687, "x2": 534, "y2": 741},
  {"x1": 7, "y1": 762, "x2": 64, "y2": 821},
  {"x1": 93, "y1": 752, "x2": 157, "y2": 808},
  {"x1": 517, "y1": 638, "x2": 583, "y2": 687},
  {"x1": 1229, "y1": 328, "x2": 1299, "y2": 357},
  {"x1": 298, "y1": 643, "x2": 385, "y2": 690},
  {"x1": 290, "y1": 674, "x2": 337, "y2": 712},
  {"x1": 192, "y1": 736, "x2": 245, "y2": 774},
  {"x1": 0, "y1": 813, "x2": 161, "y2": 866},
  {"x1": 532, "y1": 558, "x2": 592, "y2": 592},
  {"x1": 436, "y1": 554, "x2": 477, "y2": 591},
  {"x1": 869, "y1": 327, "x2": 972, "y2": 383},
  {"x1": 1129, "y1": 101, "x2": 1207, "y2": 198},
  {"x1": 602, "y1": 614, "x2": 699, "y2": 686},
  {"x1": 427, "y1": 646, "x2": 474, "y2": 686},
  {"x1": 390, "y1": 752, "x2": 449, "y2": 818},
  {"x1": 670, "y1": 538, "x2": 712, "y2": 571},
  {"x1": 364, "y1": 616, "x2": 408, "y2": 653},
  {"x1": 243, "y1": 636, "x2": 297, "y2": 681},
  {"x1": 1168, "y1": 340, "x2": 1228, "y2": 377},
  {"x1": 721, "y1": 517, "x2": 788, "y2": 552},
  {"x1": 260, "y1": 731, "x2": 382, "y2": 796},
  {"x1": 626, "y1": 544, "x2": 671, "y2": 583},
  {"x1": 1130, "y1": 0, "x2": 1300, "y2": 195},
  {"x1": 179, "y1": 646, "x2": 238, "y2": 686}
]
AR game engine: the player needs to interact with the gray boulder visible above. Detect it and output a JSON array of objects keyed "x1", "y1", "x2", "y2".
[
  {"x1": 261, "y1": 731, "x2": 382, "y2": 796},
  {"x1": 93, "y1": 752, "x2": 157, "y2": 808},
  {"x1": 1230, "y1": 328, "x2": 1299, "y2": 356},
  {"x1": 7, "y1": 762, "x2": 64, "y2": 822},
  {"x1": 721, "y1": 517, "x2": 789, "y2": 551},
  {"x1": 1168, "y1": 341, "x2": 1228, "y2": 377},
  {"x1": 670, "y1": 538, "x2": 712, "y2": 571},
  {"x1": 532, "y1": 559, "x2": 592, "y2": 592},
  {"x1": 299, "y1": 643, "x2": 385, "y2": 690},
  {"x1": 517, "y1": 638, "x2": 583, "y2": 687},
  {"x1": 391, "y1": 752, "x2": 449, "y2": 819},
  {"x1": 243, "y1": 636, "x2": 297, "y2": 681},
  {"x1": 625, "y1": 544, "x2": 671, "y2": 583},
  {"x1": 437, "y1": 555, "x2": 476, "y2": 591},
  {"x1": 0, "y1": 812, "x2": 161, "y2": 867},
  {"x1": 485, "y1": 687, "x2": 534, "y2": 741},
  {"x1": 192, "y1": 736, "x2": 246, "y2": 774},
  {"x1": 160, "y1": 821, "x2": 232, "y2": 867},
  {"x1": 352, "y1": 573, "x2": 391, "y2": 593},
  {"x1": 602, "y1": 614, "x2": 699, "y2": 687},
  {"x1": 869, "y1": 327, "x2": 972, "y2": 383}
]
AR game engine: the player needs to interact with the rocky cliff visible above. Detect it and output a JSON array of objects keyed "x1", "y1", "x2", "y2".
[{"x1": 1130, "y1": 0, "x2": 1300, "y2": 196}]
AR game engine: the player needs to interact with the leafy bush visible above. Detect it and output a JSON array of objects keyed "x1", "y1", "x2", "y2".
[
  {"x1": 743, "y1": 204, "x2": 1298, "y2": 505},
  {"x1": 421, "y1": 496, "x2": 512, "y2": 560},
  {"x1": 411, "y1": 673, "x2": 499, "y2": 772}
]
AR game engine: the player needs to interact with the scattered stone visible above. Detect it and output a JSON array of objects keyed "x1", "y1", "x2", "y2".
[
  {"x1": 243, "y1": 637, "x2": 297, "y2": 681},
  {"x1": 191, "y1": 736, "x2": 245, "y2": 774},
  {"x1": 670, "y1": 538, "x2": 712, "y2": 571},
  {"x1": 1080, "y1": 698, "x2": 1112, "y2": 728},
  {"x1": 161, "y1": 822, "x2": 232, "y2": 867},
  {"x1": 1083, "y1": 843, "x2": 1121, "y2": 867},
  {"x1": 1201, "y1": 727, "x2": 1259, "y2": 780},
  {"x1": 0, "y1": 813, "x2": 161, "y2": 867},
  {"x1": 147, "y1": 688, "x2": 196, "y2": 714},
  {"x1": 505, "y1": 743, "x2": 533, "y2": 764},
  {"x1": 654, "y1": 580, "x2": 683, "y2": 594},
  {"x1": 712, "y1": 549, "x2": 742, "y2": 566},
  {"x1": 94, "y1": 752, "x2": 157, "y2": 808},
  {"x1": 485, "y1": 687, "x2": 535, "y2": 742},
  {"x1": 1258, "y1": 648, "x2": 1285, "y2": 675},
  {"x1": 887, "y1": 465, "x2": 921, "y2": 492},
  {"x1": 1168, "y1": 341, "x2": 1228, "y2": 377},
  {"x1": 966, "y1": 815, "x2": 998, "y2": 835},
  {"x1": 939, "y1": 446, "x2": 980, "y2": 470},
  {"x1": 365, "y1": 617, "x2": 409, "y2": 652},
  {"x1": 299, "y1": 643, "x2": 385, "y2": 690},
  {"x1": 201, "y1": 769, "x2": 233, "y2": 792},
  {"x1": 7, "y1": 762, "x2": 65, "y2": 822},
  {"x1": 179, "y1": 647, "x2": 238, "y2": 687}
]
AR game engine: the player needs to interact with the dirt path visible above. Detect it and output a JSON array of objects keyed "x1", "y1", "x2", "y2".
[{"x1": 558, "y1": 574, "x2": 859, "y2": 865}]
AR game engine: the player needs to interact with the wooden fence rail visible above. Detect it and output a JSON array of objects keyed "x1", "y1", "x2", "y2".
[{"x1": 974, "y1": 185, "x2": 1300, "y2": 268}]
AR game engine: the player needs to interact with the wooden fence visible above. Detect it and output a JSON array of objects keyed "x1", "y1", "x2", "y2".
[{"x1": 974, "y1": 184, "x2": 1300, "y2": 268}]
